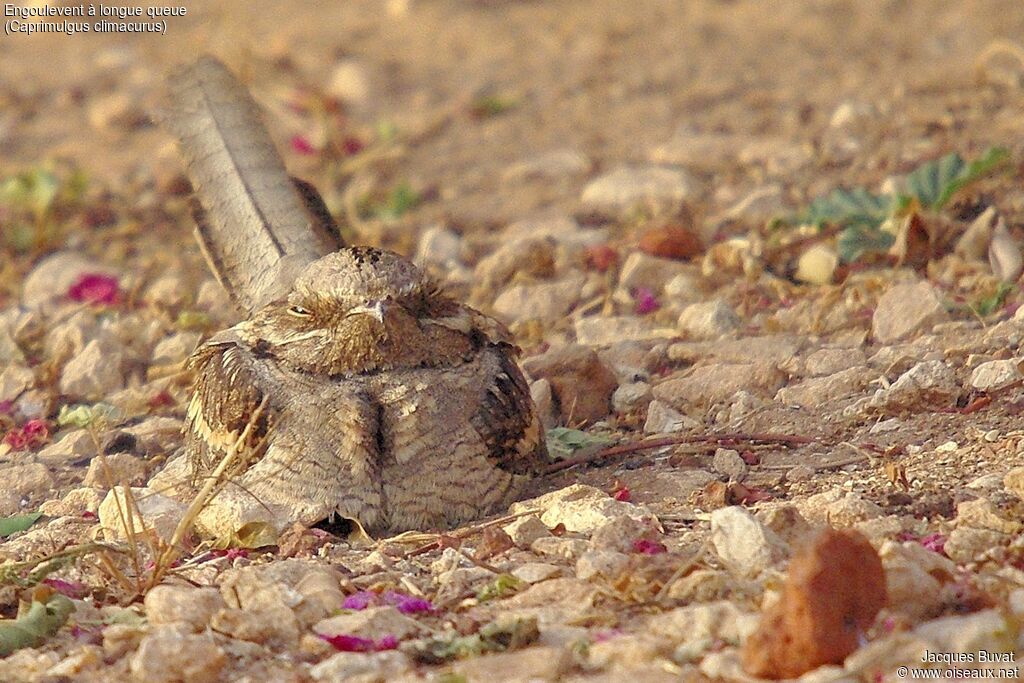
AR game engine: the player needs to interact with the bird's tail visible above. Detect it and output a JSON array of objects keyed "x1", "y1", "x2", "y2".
[{"x1": 160, "y1": 55, "x2": 342, "y2": 313}]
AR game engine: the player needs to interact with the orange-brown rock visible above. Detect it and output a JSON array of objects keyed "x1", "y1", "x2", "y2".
[
  {"x1": 741, "y1": 528, "x2": 887, "y2": 679},
  {"x1": 638, "y1": 223, "x2": 703, "y2": 260}
]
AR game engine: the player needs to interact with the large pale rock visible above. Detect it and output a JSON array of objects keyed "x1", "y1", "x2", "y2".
[
  {"x1": 574, "y1": 316, "x2": 676, "y2": 346},
  {"x1": 969, "y1": 359, "x2": 1023, "y2": 392},
  {"x1": 775, "y1": 366, "x2": 874, "y2": 408},
  {"x1": 872, "y1": 281, "x2": 949, "y2": 343},
  {"x1": 310, "y1": 651, "x2": 411, "y2": 682},
  {"x1": 869, "y1": 360, "x2": 959, "y2": 410},
  {"x1": 36, "y1": 430, "x2": 94, "y2": 465},
  {"x1": 2, "y1": 463, "x2": 56, "y2": 499},
  {"x1": 643, "y1": 399, "x2": 699, "y2": 434}
]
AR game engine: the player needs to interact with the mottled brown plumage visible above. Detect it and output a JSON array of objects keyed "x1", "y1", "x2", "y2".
[
  {"x1": 165, "y1": 57, "x2": 547, "y2": 535},
  {"x1": 184, "y1": 248, "x2": 547, "y2": 534}
]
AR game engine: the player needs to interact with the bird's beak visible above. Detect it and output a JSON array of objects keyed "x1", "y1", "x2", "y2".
[{"x1": 350, "y1": 300, "x2": 387, "y2": 324}]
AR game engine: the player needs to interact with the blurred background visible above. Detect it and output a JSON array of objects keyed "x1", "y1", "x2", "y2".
[{"x1": 2, "y1": 0, "x2": 1024, "y2": 278}]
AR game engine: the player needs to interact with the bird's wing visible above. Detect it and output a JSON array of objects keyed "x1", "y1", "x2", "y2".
[{"x1": 161, "y1": 55, "x2": 341, "y2": 313}]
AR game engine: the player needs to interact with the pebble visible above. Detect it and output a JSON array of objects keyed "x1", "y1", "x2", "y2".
[
  {"x1": 326, "y1": 59, "x2": 374, "y2": 107},
  {"x1": 0, "y1": 364, "x2": 33, "y2": 403},
  {"x1": 493, "y1": 275, "x2": 585, "y2": 324},
  {"x1": 59, "y1": 339, "x2": 126, "y2": 401},
  {"x1": 575, "y1": 549, "x2": 630, "y2": 580},
  {"x1": 742, "y1": 529, "x2": 885, "y2": 679},
  {"x1": 878, "y1": 540, "x2": 956, "y2": 618},
  {"x1": 150, "y1": 331, "x2": 201, "y2": 366},
  {"x1": 453, "y1": 646, "x2": 570, "y2": 682},
  {"x1": 522, "y1": 345, "x2": 618, "y2": 425},
  {"x1": 721, "y1": 184, "x2": 785, "y2": 222},
  {"x1": 872, "y1": 281, "x2": 949, "y2": 343},
  {"x1": 528, "y1": 378, "x2": 557, "y2": 429},
  {"x1": 913, "y1": 609, "x2": 1015, "y2": 654},
  {"x1": 711, "y1": 448, "x2": 748, "y2": 481},
  {"x1": 36, "y1": 429, "x2": 94, "y2": 465},
  {"x1": 210, "y1": 604, "x2": 301, "y2": 649},
  {"x1": 511, "y1": 484, "x2": 655, "y2": 533},
  {"x1": 774, "y1": 366, "x2": 873, "y2": 408},
  {"x1": 83, "y1": 452, "x2": 148, "y2": 488},
  {"x1": 144, "y1": 274, "x2": 191, "y2": 310},
  {"x1": 796, "y1": 489, "x2": 884, "y2": 527},
  {"x1": 580, "y1": 166, "x2": 697, "y2": 217},
  {"x1": 3, "y1": 463, "x2": 56, "y2": 499},
  {"x1": 22, "y1": 252, "x2": 113, "y2": 305},
  {"x1": 969, "y1": 359, "x2": 1023, "y2": 392},
  {"x1": 314, "y1": 606, "x2": 423, "y2": 641},
  {"x1": 512, "y1": 562, "x2": 562, "y2": 584},
  {"x1": 503, "y1": 149, "x2": 591, "y2": 181},
  {"x1": 310, "y1": 651, "x2": 411, "y2": 682},
  {"x1": 531, "y1": 536, "x2": 589, "y2": 562},
  {"x1": 955, "y1": 498, "x2": 1021, "y2": 534},
  {"x1": 662, "y1": 271, "x2": 705, "y2": 307},
  {"x1": 129, "y1": 627, "x2": 226, "y2": 683},
  {"x1": 869, "y1": 360, "x2": 959, "y2": 410},
  {"x1": 98, "y1": 486, "x2": 187, "y2": 543},
  {"x1": 647, "y1": 128, "x2": 744, "y2": 170},
  {"x1": 737, "y1": 137, "x2": 812, "y2": 175},
  {"x1": 643, "y1": 399, "x2": 698, "y2": 434},
  {"x1": 803, "y1": 347, "x2": 867, "y2": 377},
  {"x1": 944, "y1": 527, "x2": 1009, "y2": 564},
  {"x1": 617, "y1": 252, "x2": 694, "y2": 294},
  {"x1": 144, "y1": 585, "x2": 225, "y2": 631},
  {"x1": 611, "y1": 381, "x2": 652, "y2": 413},
  {"x1": 414, "y1": 224, "x2": 463, "y2": 268},
  {"x1": 709, "y1": 506, "x2": 788, "y2": 578},
  {"x1": 474, "y1": 237, "x2": 557, "y2": 292},
  {"x1": 503, "y1": 515, "x2": 552, "y2": 548},
  {"x1": 574, "y1": 316, "x2": 676, "y2": 346},
  {"x1": 87, "y1": 92, "x2": 148, "y2": 131},
  {"x1": 676, "y1": 300, "x2": 741, "y2": 340},
  {"x1": 651, "y1": 362, "x2": 785, "y2": 410}
]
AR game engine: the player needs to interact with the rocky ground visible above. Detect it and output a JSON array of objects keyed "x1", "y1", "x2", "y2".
[{"x1": 4, "y1": 1, "x2": 1024, "y2": 681}]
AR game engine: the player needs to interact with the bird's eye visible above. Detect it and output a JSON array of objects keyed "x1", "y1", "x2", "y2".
[{"x1": 287, "y1": 305, "x2": 312, "y2": 318}]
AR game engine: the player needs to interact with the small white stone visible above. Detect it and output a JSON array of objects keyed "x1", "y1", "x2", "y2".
[
  {"x1": 969, "y1": 359, "x2": 1023, "y2": 392},
  {"x1": 643, "y1": 400, "x2": 697, "y2": 434},
  {"x1": 0, "y1": 364, "x2": 33, "y2": 403},
  {"x1": 415, "y1": 225, "x2": 462, "y2": 268},
  {"x1": 611, "y1": 381, "x2": 652, "y2": 414},
  {"x1": 709, "y1": 506, "x2": 788, "y2": 578},
  {"x1": 150, "y1": 332, "x2": 201, "y2": 365},
  {"x1": 98, "y1": 486, "x2": 187, "y2": 543},
  {"x1": 677, "y1": 300, "x2": 741, "y2": 340},
  {"x1": 59, "y1": 339, "x2": 125, "y2": 401}
]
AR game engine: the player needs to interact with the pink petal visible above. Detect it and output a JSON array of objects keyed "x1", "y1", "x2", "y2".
[
  {"x1": 290, "y1": 135, "x2": 317, "y2": 156},
  {"x1": 68, "y1": 273, "x2": 120, "y2": 305},
  {"x1": 631, "y1": 539, "x2": 667, "y2": 555},
  {"x1": 633, "y1": 287, "x2": 660, "y2": 314}
]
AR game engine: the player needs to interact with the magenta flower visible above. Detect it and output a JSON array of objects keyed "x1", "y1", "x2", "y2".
[
  {"x1": 919, "y1": 533, "x2": 947, "y2": 555},
  {"x1": 68, "y1": 273, "x2": 120, "y2": 305},
  {"x1": 383, "y1": 591, "x2": 433, "y2": 614},
  {"x1": 633, "y1": 288, "x2": 660, "y2": 314},
  {"x1": 3, "y1": 419, "x2": 49, "y2": 450},
  {"x1": 342, "y1": 591, "x2": 376, "y2": 610},
  {"x1": 43, "y1": 577, "x2": 88, "y2": 599},
  {"x1": 290, "y1": 135, "x2": 317, "y2": 156},
  {"x1": 631, "y1": 538, "x2": 667, "y2": 555},
  {"x1": 319, "y1": 633, "x2": 399, "y2": 652}
]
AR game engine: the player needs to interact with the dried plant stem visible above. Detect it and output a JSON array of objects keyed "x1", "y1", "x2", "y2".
[{"x1": 147, "y1": 397, "x2": 268, "y2": 589}]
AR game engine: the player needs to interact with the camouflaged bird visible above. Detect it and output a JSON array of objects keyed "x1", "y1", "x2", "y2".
[{"x1": 164, "y1": 57, "x2": 546, "y2": 535}]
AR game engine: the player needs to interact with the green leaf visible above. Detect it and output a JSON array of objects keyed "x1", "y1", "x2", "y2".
[
  {"x1": 971, "y1": 282, "x2": 1014, "y2": 317},
  {"x1": 0, "y1": 512, "x2": 43, "y2": 539},
  {"x1": 905, "y1": 147, "x2": 1010, "y2": 211},
  {"x1": 470, "y1": 94, "x2": 519, "y2": 119},
  {"x1": 0, "y1": 593, "x2": 74, "y2": 657},
  {"x1": 0, "y1": 168, "x2": 60, "y2": 221},
  {"x1": 57, "y1": 403, "x2": 117, "y2": 429},
  {"x1": 545, "y1": 427, "x2": 611, "y2": 461},
  {"x1": 374, "y1": 182, "x2": 420, "y2": 220},
  {"x1": 802, "y1": 187, "x2": 892, "y2": 229},
  {"x1": 836, "y1": 224, "x2": 896, "y2": 263},
  {"x1": 476, "y1": 573, "x2": 525, "y2": 602}
]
